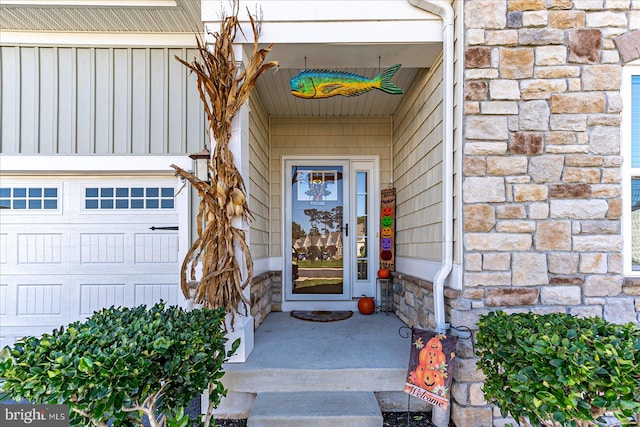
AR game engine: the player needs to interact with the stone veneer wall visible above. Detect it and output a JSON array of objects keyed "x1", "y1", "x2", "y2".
[
  {"x1": 250, "y1": 271, "x2": 282, "y2": 329},
  {"x1": 453, "y1": 1, "x2": 640, "y2": 426}
]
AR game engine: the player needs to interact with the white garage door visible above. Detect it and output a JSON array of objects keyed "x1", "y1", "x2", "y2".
[{"x1": 0, "y1": 175, "x2": 188, "y2": 347}]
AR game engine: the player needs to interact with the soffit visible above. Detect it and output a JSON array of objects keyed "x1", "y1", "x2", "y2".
[
  {"x1": 255, "y1": 66, "x2": 421, "y2": 117},
  {"x1": 0, "y1": 0, "x2": 201, "y2": 33},
  {"x1": 252, "y1": 41, "x2": 439, "y2": 117}
]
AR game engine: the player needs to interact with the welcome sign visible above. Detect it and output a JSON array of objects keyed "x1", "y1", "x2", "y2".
[{"x1": 404, "y1": 328, "x2": 457, "y2": 409}]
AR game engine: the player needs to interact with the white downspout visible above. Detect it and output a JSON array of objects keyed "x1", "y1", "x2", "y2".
[
  {"x1": 408, "y1": 0, "x2": 455, "y2": 334},
  {"x1": 407, "y1": 3, "x2": 455, "y2": 426}
]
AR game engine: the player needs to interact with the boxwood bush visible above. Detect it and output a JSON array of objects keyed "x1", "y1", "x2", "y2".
[
  {"x1": 476, "y1": 311, "x2": 639, "y2": 427},
  {"x1": 0, "y1": 302, "x2": 237, "y2": 427}
]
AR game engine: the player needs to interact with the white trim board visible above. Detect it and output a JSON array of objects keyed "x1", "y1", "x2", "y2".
[
  {"x1": 0, "y1": 155, "x2": 192, "y2": 174},
  {"x1": 394, "y1": 257, "x2": 462, "y2": 291},
  {"x1": 0, "y1": 32, "x2": 199, "y2": 47}
]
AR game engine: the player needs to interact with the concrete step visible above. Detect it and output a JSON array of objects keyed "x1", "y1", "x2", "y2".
[
  {"x1": 247, "y1": 391, "x2": 383, "y2": 427},
  {"x1": 223, "y1": 366, "x2": 406, "y2": 393}
]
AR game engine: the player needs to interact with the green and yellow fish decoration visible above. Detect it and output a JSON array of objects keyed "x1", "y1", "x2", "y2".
[{"x1": 290, "y1": 64, "x2": 404, "y2": 99}]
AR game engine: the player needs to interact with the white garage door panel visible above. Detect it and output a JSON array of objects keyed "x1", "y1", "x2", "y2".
[
  {"x1": 17, "y1": 283, "x2": 64, "y2": 316},
  {"x1": 0, "y1": 284, "x2": 7, "y2": 315},
  {"x1": 0, "y1": 234, "x2": 7, "y2": 264},
  {"x1": 18, "y1": 233, "x2": 65, "y2": 265},
  {"x1": 134, "y1": 232, "x2": 180, "y2": 265},
  {"x1": 78, "y1": 275, "x2": 182, "y2": 314},
  {"x1": 1, "y1": 275, "x2": 73, "y2": 325},
  {"x1": 0, "y1": 175, "x2": 187, "y2": 347},
  {"x1": 74, "y1": 230, "x2": 179, "y2": 275},
  {"x1": 9, "y1": 226, "x2": 72, "y2": 274}
]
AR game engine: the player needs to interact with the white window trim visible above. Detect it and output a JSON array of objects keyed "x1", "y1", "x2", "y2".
[
  {"x1": 0, "y1": 182, "x2": 63, "y2": 215},
  {"x1": 622, "y1": 60, "x2": 640, "y2": 276}
]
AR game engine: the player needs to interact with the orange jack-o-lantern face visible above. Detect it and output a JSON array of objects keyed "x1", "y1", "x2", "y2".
[
  {"x1": 382, "y1": 207, "x2": 393, "y2": 217},
  {"x1": 426, "y1": 337, "x2": 443, "y2": 352},
  {"x1": 414, "y1": 365, "x2": 428, "y2": 389},
  {"x1": 421, "y1": 368, "x2": 445, "y2": 391},
  {"x1": 419, "y1": 348, "x2": 446, "y2": 368},
  {"x1": 381, "y1": 227, "x2": 393, "y2": 238},
  {"x1": 419, "y1": 337, "x2": 447, "y2": 368}
]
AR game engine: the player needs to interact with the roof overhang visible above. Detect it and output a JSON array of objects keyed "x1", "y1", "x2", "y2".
[{"x1": 202, "y1": 0, "x2": 444, "y2": 117}]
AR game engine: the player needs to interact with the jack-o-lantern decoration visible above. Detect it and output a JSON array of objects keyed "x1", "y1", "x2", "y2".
[
  {"x1": 419, "y1": 336, "x2": 446, "y2": 368},
  {"x1": 419, "y1": 346, "x2": 446, "y2": 369},
  {"x1": 406, "y1": 330, "x2": 457, "y2": 408},
  {"x1": 414, "y1": 365, "x2": 428, "y2": 389},
  {"x1": 420, "y1": 367, "x2": 445, "y2": 391},
  {"x1": 381, "y1": 238, "x2": 393, "y2": 251},
  {"x1": 426, "y1": 336, "x2": 443, "y2": 352},
  {"x1": 380, "y1": 188, "x2": 395, "y2": 270}
]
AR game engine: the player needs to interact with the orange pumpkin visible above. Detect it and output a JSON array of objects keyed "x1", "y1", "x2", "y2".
[
  {"x1": 419, "y1": 347, "x2": 446, "y2": 369},
  {"x1": 421, "y1": 367, "x2": 445, "y2": 391},
  {"x1": 377, "y1": 267, "x2": 391, "y2": 279},
  {"x1": 413, "y1": 365, "x2": 428, "y2": 388},
  {"x1": 426, "y1": 336, "x2": 443, "y2": 352},
  {"x1": 358, "y1": 296, "x2": 375, "y2": 315}
]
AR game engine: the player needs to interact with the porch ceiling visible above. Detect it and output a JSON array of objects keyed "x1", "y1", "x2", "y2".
[{"x1": 253, "y1": 42, "x2": 439, "y2": 117}]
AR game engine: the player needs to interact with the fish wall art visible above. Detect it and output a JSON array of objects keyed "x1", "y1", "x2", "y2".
[{"x1": 290, "y1": 64, "x2": 404, "y2": 99}]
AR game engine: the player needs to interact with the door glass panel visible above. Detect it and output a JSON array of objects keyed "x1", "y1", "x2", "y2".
[
  {"x1": 291, "y1": 166, "x2": 344, "y2": 295},
  {"x1": 356, "y1": 172, "x2": 368, "y2": 280}
]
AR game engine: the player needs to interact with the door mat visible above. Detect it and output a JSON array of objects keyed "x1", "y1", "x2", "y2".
[{"x1": 290, "y1": 310, "x2": 353, "y2": 322}]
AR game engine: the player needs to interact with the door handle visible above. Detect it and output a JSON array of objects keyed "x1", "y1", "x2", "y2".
[
  {"x1": 149, "y1": 226, "x2": 179, "y2": 231},
  {"x1": 345, "y1": 223, "x2": 348, "y2": 237}
]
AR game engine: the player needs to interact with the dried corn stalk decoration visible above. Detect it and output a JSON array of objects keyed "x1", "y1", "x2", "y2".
[{"x1": 171, "y1": 2, "x2": 278, "y2": 323}]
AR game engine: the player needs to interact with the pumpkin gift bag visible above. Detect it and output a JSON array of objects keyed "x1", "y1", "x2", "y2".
[{"x1": 404, "y1": 328, "x2": 457, "y2": 410}]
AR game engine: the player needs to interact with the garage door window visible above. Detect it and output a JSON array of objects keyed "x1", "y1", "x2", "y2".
[
  {"x1": 0, "y1": 187, "x2": 58, "y2": 210},
  {"x1": 84, "y1": 187, "x2": 175, "y2": 210}
]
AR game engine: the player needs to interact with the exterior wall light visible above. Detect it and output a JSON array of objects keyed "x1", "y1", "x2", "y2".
[{"x1": 189, "y1": 147, "x2": 211, "y2": 183}]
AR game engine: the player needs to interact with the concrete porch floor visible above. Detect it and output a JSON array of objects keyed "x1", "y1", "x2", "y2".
[
  {"x1": 214, "y1": 311, "x2": 432, "y2": 420},
  {"x1": 233, "y1": 310, "x2": 409, "y2": 371}
]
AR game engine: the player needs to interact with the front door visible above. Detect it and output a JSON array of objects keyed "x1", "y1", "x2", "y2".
[
  {"x1": 285, "y1": 160, "x2": 351, "y2": 301},
  {"x1": 283, "y1": 158, "x2": 377, "y2": 308}
]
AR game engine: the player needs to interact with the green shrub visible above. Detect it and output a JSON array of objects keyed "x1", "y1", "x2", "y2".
[
  {"x1": 0, "y1": 302, "x2": 238, "y2": 427},
  {"x1": 476, "y1": 311, "x2": 640, "y2": 427}
]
